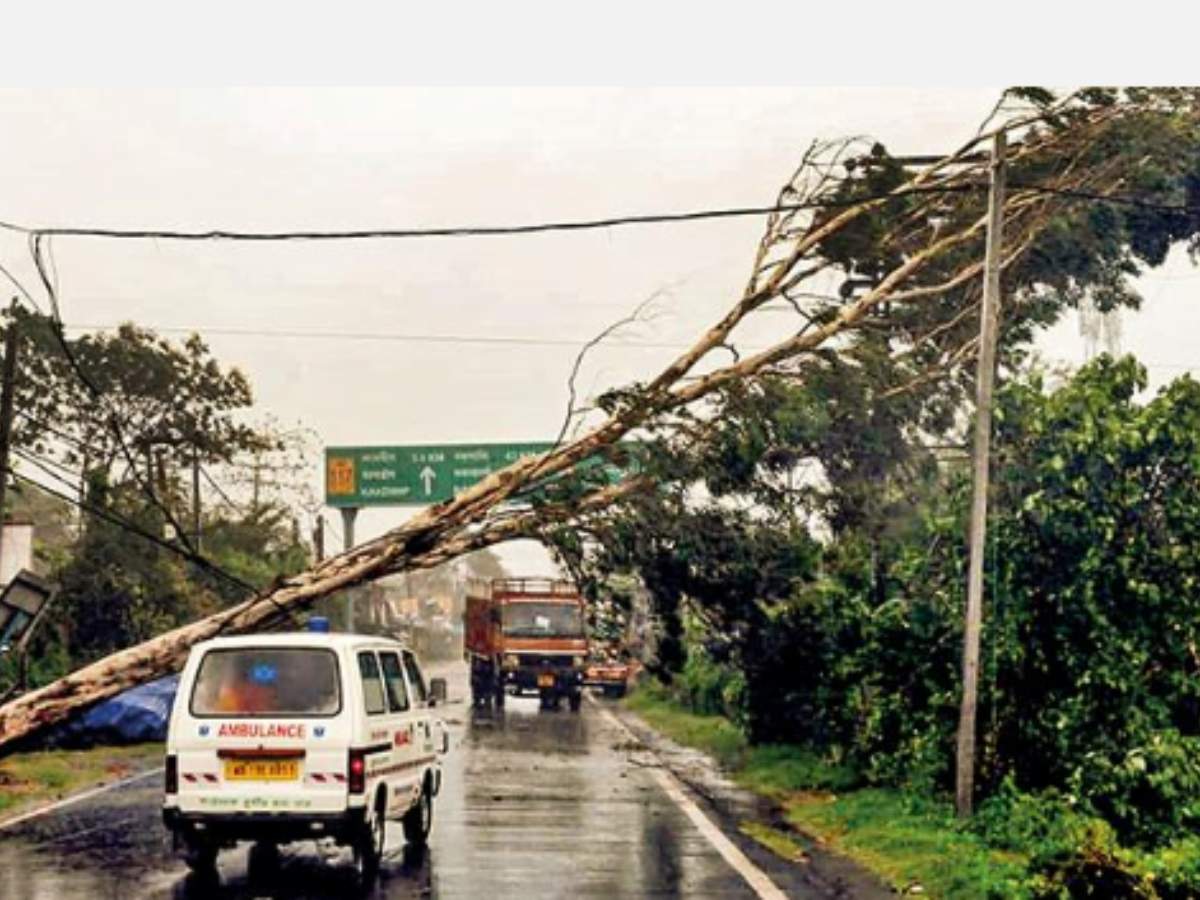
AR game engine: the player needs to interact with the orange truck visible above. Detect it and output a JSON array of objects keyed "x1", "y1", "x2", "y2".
[{"x1": 463, "y1": 578, "x2": 588, "y2": 711}]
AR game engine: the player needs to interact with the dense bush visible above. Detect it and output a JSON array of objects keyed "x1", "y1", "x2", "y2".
[
  {"x1": 724, "y1": 359, "x2": 1200, "y2": 854},
  {"x1": 577, "y1": 358, "x2": 1200, "y2": 876}
]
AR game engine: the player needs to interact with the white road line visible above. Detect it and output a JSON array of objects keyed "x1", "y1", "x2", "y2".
[
  {"x1": 0, "y1": 766, "x2": 163, "y2": 832},
  {"x1": 591, "y1": 700, "x2": 790, "y2": 900}
]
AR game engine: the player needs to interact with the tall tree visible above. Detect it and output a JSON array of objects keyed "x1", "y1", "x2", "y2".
[{"x1": 1, "y1": 308, "x2": 273, "y2": 499}]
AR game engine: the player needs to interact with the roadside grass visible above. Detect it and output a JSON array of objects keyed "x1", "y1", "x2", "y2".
[
  {"x1": 624, "y1": 683, "x2": 747, "y2": 768},
  {"x1": 738, "y1": 820, "x2": 810, "y2": 862},
  {"x1": 785, "y1": 788, "x2": 1030, "y2": 898},
  {"x1": 0, "y1": 743, "x2": 164, "y2": 822},
  {"x1": 623, "y1": 685, "x2": 1029, "y2": 899}
]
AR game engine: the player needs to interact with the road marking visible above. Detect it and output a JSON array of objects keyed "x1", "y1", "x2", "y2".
[
  {"x1": 0, "y1": 766, "x2": 163, "y2": 832},
  {"x1": 591, "y1": 700, "x2": 789, "y2": 900}
]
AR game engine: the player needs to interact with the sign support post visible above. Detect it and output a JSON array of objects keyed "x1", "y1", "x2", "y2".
[{"x1": 340, "y1": 507, "x2": 358, "y2": 631}]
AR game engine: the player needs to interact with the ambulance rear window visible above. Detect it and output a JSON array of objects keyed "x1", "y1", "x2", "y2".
[{"x1": 190, "y1": 648, "x2": 342, "y2": 717}]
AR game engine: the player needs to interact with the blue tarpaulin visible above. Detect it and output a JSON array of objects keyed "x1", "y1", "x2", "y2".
[{"x1": 44, "y1": 674, "x2": 179, "y2": 747}]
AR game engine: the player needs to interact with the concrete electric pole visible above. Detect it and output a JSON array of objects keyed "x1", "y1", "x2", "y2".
[
  {"x1": 0, "y1": 318, "x2": 19, "y2": 578},
  {"x1": 956, "y1": 130, "x2": 1007, "y2": 818}
]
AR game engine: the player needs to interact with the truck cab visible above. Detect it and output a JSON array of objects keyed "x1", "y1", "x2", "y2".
[
  {"x1": 163, "y1": 626, "x2": 449, "y2": 883},
  {"x1": 464, "y1": 578, "x2": 588, "y2": 711}
]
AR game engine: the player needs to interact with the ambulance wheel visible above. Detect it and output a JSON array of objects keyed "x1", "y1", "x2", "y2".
[
  {"x1": 354, "y1": 802, "x2": 385, "y2": 884},
  {"x1": 182, "y1": 837, "x2": 217, "y2": 873},
  {"x1": 247, "y1": 841, "x2": 279, "y2": 883},
  {"x1": 568, "y1": 691, "x2": 582, "y2": 712},
  {"x1": 403, "y1": 785, "x2": 433, "y2": 847}
]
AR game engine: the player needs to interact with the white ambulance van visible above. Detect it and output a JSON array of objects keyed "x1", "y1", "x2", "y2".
[{"x1": 162, "y1": 621, "x2": 449, "y2": 881}]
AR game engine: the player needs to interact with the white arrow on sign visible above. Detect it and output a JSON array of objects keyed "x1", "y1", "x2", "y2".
[{"x1": 419, "y1": 466, "x2": 437, "y2": 495}]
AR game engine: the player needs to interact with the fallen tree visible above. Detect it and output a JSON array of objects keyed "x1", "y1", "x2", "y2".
[{"x1": 3, "y1": 87, "x2": 1196, "y2": 752}]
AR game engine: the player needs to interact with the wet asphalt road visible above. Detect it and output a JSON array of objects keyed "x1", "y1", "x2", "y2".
[{"x1": 0, "y1": 662, "x2": 815, "y2": 900}]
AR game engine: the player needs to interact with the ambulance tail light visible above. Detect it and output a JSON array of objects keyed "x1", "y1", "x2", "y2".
[
  {"x1": 165, "y1": 754, "x2": 178, "y2": 794},
  {"x1": 348, "y1": 750, "x2": 366, "y2": 794}
]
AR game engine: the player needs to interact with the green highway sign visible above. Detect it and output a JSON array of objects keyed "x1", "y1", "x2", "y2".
[{"x1": 325, "y1": 443, "x2": 554, "y2": 507}]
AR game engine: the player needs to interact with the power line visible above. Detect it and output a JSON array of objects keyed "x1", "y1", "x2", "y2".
[
  {"x1": 61, "y1": 322, "x2": 698, "y2": 350},
  {"x1": 0, "y1": 183, "x2": 1193, "y2": 246},
  {"x1": 8, "y1": 454, "x2": 255, "y2": 594},
  {"x1": 19, "y1": 238, "x2": 297, "y2": 631},
  {"x1": 0, "y1": 259, "x2": 45, "y2": 315},
  {"x1": 10, "y1": 452, "x2": 304, "y2": 629},
  {"x1": 1011, "y1": 183, "x2": 1200, "y2": 216},
  {"x1": 28, "y1": 234, "x2": 211, "y2": 566},
  {"x1": 0, "y1": 185, "x2": 983, "y2": 243},
  {"x1": 200, "y1": 463, "x2": 242, "y2": 510}
]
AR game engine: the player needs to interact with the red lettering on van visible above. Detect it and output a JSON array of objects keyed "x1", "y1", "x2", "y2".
[{"x1": 216, "y1": 723, "x2": 306, "y2": 739}]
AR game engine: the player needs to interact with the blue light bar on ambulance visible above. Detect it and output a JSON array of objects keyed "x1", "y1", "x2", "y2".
[{"x1": 307, "y1": 616, "x2": 331, "y2": 633}]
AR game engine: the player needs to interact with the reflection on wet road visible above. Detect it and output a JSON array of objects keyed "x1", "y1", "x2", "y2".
[{"x1": 0, "y1": 663, "x2": 770, "y2": 898}]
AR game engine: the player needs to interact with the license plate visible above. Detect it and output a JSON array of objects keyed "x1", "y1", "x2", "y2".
[
  {"x1": 537, "y1": 673, "x2": 555, "y2": 688},
  {"x1": 223, "y1": 758, "x2": 299, "y2": 781}
]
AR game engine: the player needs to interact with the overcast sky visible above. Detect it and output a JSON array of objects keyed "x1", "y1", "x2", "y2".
[{"x1": 2, "y1": 88, "x2": 1196, "y2": 573}]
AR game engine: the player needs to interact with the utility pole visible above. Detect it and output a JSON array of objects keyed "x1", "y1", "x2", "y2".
[
  {"x1": 956, "y1": 129, "x2": 1007, "y2": 818},
  {"x1": 251, "y1": 452, "x2": 263, "y2": 513},
  {"x1": 191, "y1": 453, "x2": 202, "y2": 553},
  {"x1": 312, "y1": 514, "x2": 325, "y2": 561},
  {"x1": 0, "y1": 318, "x2": 18, "y2": 578},
  {"x1": 341, "y1": 507, "x2": 357, "y2": 631}
]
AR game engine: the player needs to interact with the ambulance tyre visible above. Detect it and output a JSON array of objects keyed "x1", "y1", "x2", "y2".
[
  {"x1": 403, "y1": 783, "x2": 433, "y2": 847},
  {"x1": 182, "y1": 837, "x2": 217, "y2": 873},
  {"x1": 247, "y1": 841, "x2": 279, "y2": 883},
  {"x1": 568, "y1": 690, "x2": 582, "y2": 712},
  {"x1": 354, "y1": 796, "x2": 386, "y2": 884}
]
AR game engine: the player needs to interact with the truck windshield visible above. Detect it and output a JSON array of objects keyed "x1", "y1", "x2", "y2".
[
  {"x1": 190, "y1": 648, "x2": 341, "y2": 717},
  {"x1": 502, "y1": 603, "x2": 584, "y2": 638}
]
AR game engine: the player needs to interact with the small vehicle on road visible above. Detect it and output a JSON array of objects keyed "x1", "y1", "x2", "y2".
[
  {"x1": 162, "y1": 621, "x2": 449, "y2": 882},
  {"x1": 584, "y1": 656, "x2": 631, "y2": 698}
]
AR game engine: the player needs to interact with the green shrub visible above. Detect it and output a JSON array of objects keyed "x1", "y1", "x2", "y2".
[
  {"x1": 678, "y1": 649, "x2": 743, "y2": 718},
  {"x1": 1067, "y1": 731, "x2": 1200, "y2": 848}
]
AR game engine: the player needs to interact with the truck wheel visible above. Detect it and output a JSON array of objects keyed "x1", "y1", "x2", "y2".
[
  {"x1": 403, "y1": 785, "x2": 433, "y2": 847},
  {"x1": 182, "y1": 836, "x2": 218, "y2": 873},
  {"x1": 568, "y1": 691, "x2": 582, "y2": 712}
]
